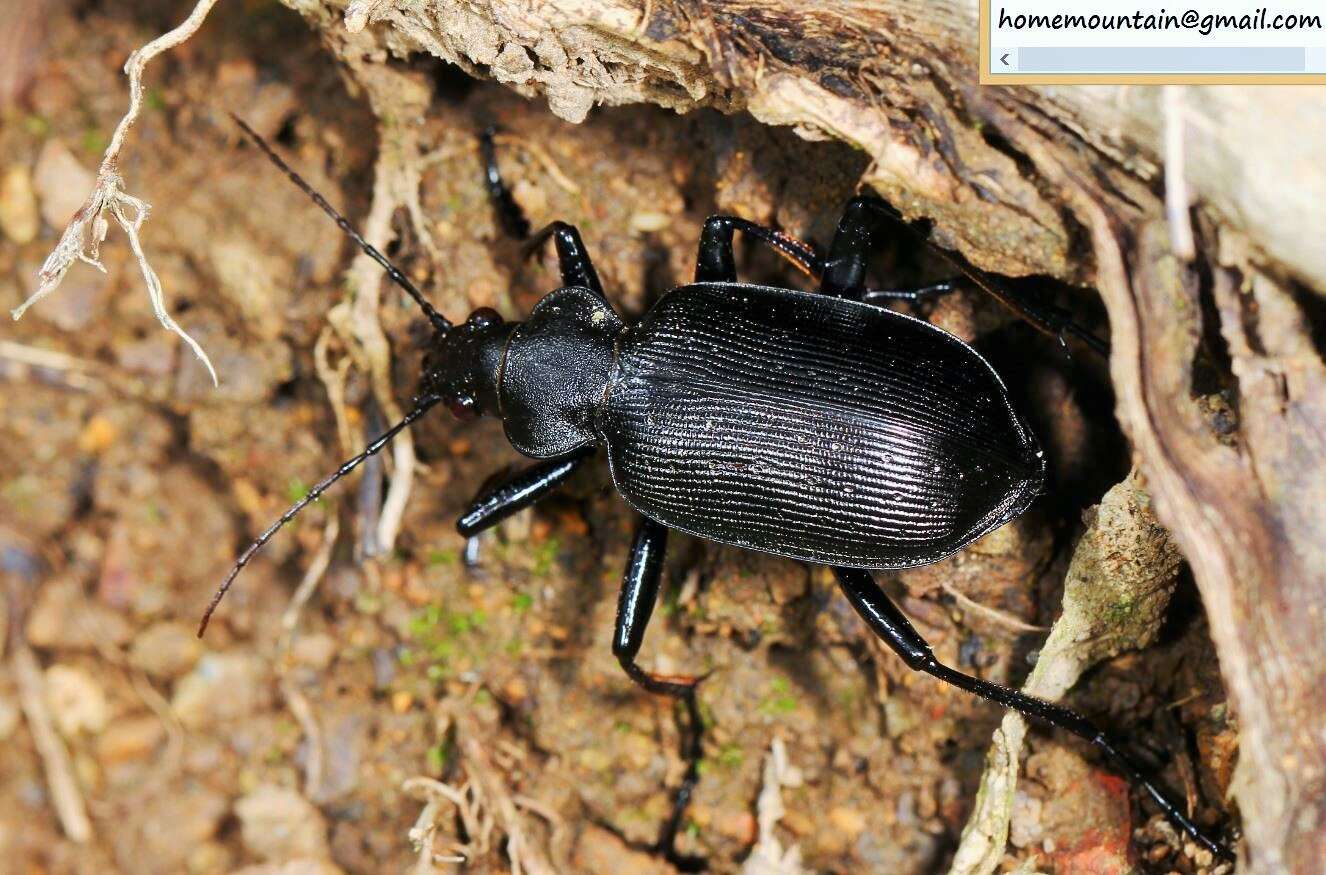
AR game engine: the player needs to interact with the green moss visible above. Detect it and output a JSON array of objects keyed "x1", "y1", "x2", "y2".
[
  {"x1": 531, "y1": 537, "x2": 561, "y2": 576},
  {"x1": 512, "y1": 592, "x2": 534, "y2": 613},
  {"x1": 427, "y1": 548, "x2": 459, "y2": 567},
  {"x1": 23, "y1": 115, "x2": 49, "y2": 137},
  {"x1": 286, "y1": 477, "x2": 313, "y2": 503},
  {"x1": 426, "y1": 735, "x2": 455, "y2": 773},
  {"x1": 81, "y1": 128, "x2": 108, "y2": 155},
  {"x1": 760, "y1": 676, "x2": 798, "y2": 716}
]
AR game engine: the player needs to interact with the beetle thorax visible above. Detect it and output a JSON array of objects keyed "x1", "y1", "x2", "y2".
[{"x1": 496, "y1": 286, "x2": 626, "y2": 459}]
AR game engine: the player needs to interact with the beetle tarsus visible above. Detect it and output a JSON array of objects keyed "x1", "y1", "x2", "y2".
[
  {"x1": 861, "y1": 278, "x2": 963, "y2": 304},
  {"x1": 614, "y1": 518, "x2": 710, "y2": 865}
]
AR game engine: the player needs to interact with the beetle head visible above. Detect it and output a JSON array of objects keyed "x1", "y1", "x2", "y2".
[{"x1": 418, "y1": 307, "x2": 511, "y2": 418}]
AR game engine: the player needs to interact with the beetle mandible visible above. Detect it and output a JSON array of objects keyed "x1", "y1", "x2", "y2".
[{"x1": 200, "y1": 117, "x2": 1233, "y2": 864}]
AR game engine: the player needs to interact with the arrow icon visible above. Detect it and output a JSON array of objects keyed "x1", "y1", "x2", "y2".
[{"x1": 1000, "y1": 52, "x2": 1010, "y2": 66}]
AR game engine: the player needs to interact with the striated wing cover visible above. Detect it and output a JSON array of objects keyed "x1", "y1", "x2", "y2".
[{"x1": 595, "y1": 284, "x2": 1045, "y2": 568}]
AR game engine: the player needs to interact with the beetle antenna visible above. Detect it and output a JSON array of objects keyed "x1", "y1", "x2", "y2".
[
  {"x1": 198, "y1": 394, "x2": 442, "y2": 637},
  {"x1": 231, "y1": 114, "x2": 452, "y2": 333}
]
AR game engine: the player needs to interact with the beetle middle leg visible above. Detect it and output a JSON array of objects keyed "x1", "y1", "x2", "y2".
[
  {"x1": 825, "y1": 194, "x2": 1108, "y2": 354},
  {"x1": 695, "y1": 215, "x2": 824, "y2": 282},
  {"x1": 695, "y1": 212, "x2": 963, "y2": 305},
  {"x1": 615, "y1": 516, "x2": 706, "y2": 864},
  {"x1": 832, "y1": 566, "x2": 1234, "y2": 862}
]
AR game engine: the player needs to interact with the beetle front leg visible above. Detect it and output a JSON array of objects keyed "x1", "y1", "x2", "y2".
[
  {"x1": 522, "y1": 221, "x2": 606, "y2": 298},
  {"x1": 832, "y1": 566, "x2": 1235, "y2": 863},
  {"x1": 455, "y1": 446, "x2": 594, "y2": 538}
]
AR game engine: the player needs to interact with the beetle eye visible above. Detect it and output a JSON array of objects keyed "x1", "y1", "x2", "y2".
[
  {"x1": 468, "y1": 307, "x2": 502, "y2": 328},
  {"x1": 448, "y1": 396, "x2": 478, "y2": 420}
]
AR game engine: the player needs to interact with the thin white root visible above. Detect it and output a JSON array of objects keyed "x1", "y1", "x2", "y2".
[
  {"x1": 15, "y1": 0, "x2": 223, "y2": 385},
  {"x1": 742, "y1": 737, "x2": 808, "y2": 875},
  {"x1": 12, "y1": 643, "x2": 94, "y2": 843},
  {"x1": 941, "y1": 581, "x2": 1048, "y2": 634},
  {"x1": 280, "y1": 514, "x2": 342, "y2": 642},
  {"x1": 1163, "y1": 85, "x2": 1196, "y2": 262}
]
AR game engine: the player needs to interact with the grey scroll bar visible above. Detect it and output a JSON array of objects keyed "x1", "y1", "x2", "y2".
[{"x1": 1017, "y1": 46, "x2": 1306, "y2": 73}]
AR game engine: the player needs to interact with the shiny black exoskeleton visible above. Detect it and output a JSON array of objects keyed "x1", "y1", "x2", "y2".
[{"x1": 203, "y1": 119, "x2": 1233, "y2": 865}]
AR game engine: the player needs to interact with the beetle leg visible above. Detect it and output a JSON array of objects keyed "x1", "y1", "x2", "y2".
[
  {"x1": 614, "y1": 519, "x2": 706, "y2": 695},
  {"x1": 479, "y1": 125, "x2": 532, "y2": 239},
  {"x1": 695, "y1": 215, "x2": 824, "y2": 283},
  {"x1": 832, "y1": 566, "x2": 1235, "y2": 863},
  {"x1": 820, "y1": 195, "x2": 896, "y2": 298},
  {"x1": 455, "y1": 446, "x2": 594, "y2": 537},
  {"x1": 614, "y1": 517, "x2": 706, "y2": 864},
  {"x1": 521, "y1": 221, "x2": 607, "y2": 298},
  {"x1": 860, "y1": 278, "x2": 963, "y2": 304},
  {"x1": 828, "y1": 194, "x2": 1109, "y2": 354}
]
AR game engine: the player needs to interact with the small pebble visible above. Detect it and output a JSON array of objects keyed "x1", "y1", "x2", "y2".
[
  {"x1": 129, "y1": 620, "x2": 203, "y2": 680},
  {"x1": 0, "y1": 163, "x2": 39, "y2": 243},
  {"x1": 32, "y1": 138, "x2": 95, "y2": 229},
  {"x1": 44, "y1": 664, "x2": 109, "y2": 737},
  {"x1": 291, "y1": 633, "x2": 337, "y2": 671},
  {"x1": 828, "y1": 805, "x2": 867, "y2": 837},
  {"x1": 26, "y1": 579, "x2": 133, "y2": 650},
  {"x1": 95, "y1": 715, "x2": 165, "y2": 765},
  {"x1": 235, "y1": 784, "x2": 331, "y2": 862},
  {"x1": 630, "y1": 211, "x2": 670, "y2": 233},
  {"x1": 172, "y1": 653, "x2": 272, "y2": 730}
]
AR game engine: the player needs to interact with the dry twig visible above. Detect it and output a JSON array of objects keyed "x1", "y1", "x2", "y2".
[
  {"x1": 947, "y1": 471, "x2": 1182, "y2": 875},
  {"x1": 13, "y1": 0, "x2": 224, "y2": 384}
]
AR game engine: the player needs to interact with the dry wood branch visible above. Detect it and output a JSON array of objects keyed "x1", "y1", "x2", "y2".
[{"x1": 949, "y1": 471, "x2": 1182, "y2": 874}]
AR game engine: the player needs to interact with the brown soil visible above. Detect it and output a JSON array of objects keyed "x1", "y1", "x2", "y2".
[{"x1": 0, "y1": 3, "x2": 1233, "y2": 874}]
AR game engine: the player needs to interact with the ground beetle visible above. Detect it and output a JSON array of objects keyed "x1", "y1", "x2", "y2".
[{"x1": 200, "y1": 118, "x2": 1233, "y2": 864}]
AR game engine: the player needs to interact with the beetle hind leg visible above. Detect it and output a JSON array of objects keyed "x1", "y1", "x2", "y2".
[
  {"x1": 615, "y1": 517, "x2": 708, "y2": 864},
  {"x1": 832, "y1": 566, "x2": 1236, "y2": 863}
]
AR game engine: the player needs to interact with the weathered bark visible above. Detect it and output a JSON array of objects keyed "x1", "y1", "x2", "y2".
[{"x1": 279, "y1": 2, "x2": 1326, "y2": 870}]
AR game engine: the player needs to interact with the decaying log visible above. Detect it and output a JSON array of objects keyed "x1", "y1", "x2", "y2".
[{"x1": 273, "y1": 2, "x2": 1326, "y2": 871}]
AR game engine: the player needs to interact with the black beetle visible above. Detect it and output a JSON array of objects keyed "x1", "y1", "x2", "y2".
[{"x1": 201, "y1": 118, "x2": 1232, "y2": 864}]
